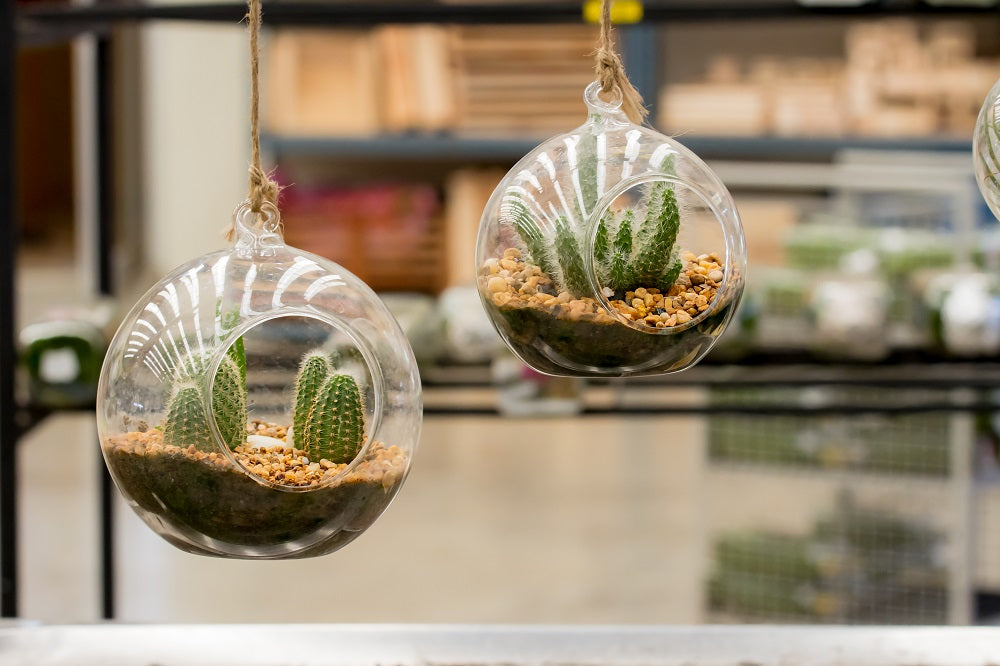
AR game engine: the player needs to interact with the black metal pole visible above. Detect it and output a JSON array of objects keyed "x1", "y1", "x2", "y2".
[
  {"x1": 1, "y1": 0, "x2": 19, "y2": 619},
  {"x1": 95, "y1": 35, "x2": 114, "y2": 621}
]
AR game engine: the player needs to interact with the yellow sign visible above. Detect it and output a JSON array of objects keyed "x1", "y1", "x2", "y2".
[{"x1": 583, "y1": 0, "x2": 643, "y2": 25}]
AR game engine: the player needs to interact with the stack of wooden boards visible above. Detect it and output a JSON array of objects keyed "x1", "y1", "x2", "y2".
[
  {"x1": 660, "y1": 19, "x2": 998, "y2": 138},
  {"x1": 266, "y1": 25, "x2": 594, "y2": 136}
]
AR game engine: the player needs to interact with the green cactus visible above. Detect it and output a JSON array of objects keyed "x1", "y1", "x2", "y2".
[
  {"x1": 501, "y1": 167, "x2": 690, "y2": 298},
  {"x1": 163, "y1": 381, "x2": 214, "y2": 452},
  {"x1": 162, "y1": 339, "x2": 248, "y2": 452},
  {"x1": 301, "y1": 374, "x2": 365, "y2": 465},
  {"x1": 554, "y1": 216, "x2": 589, "y2": 297},
  {"x1": 219, "y1": 308, "x2": 246, "y2": 385},
  {"x1": 593, "y1": 212, "x2": 613, "y2": 284},
  {"x1": 631, "y1": 183, "x2": 682, "y2": 287},
  {"x1": 507, "y1": 197, "x2": 557, "y2": 279},
  {"x1": 609, "y1": 209, "x2": 635, "y2": 293},
  {"x1": 292, "y1": 351, "x2": 331, "y2": 447},
  {"x1": 656, "y1": 256, "x2": 684, "y2": 292},
  {"x1": 212, "y1": 355, "x2": 247, "y2": 450},
  {"x1": 576, "y1": 129, "x2": 599, "y2": 215}
]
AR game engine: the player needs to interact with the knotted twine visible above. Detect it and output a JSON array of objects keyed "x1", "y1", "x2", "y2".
[
  {"x1": 594, "y1": 0, "x2": 647, "y2": 125},
  {"x1": 225, "y1": 0, "x2": 281, "y2": 241}
]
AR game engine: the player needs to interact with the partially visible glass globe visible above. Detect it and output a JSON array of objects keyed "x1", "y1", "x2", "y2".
[
  {"x1": 475, "y1": 82, "x2": 746, "y2": 377},
  {"x1": 97, "y1": 202, "x2": 421, "y2": 558},
  {"x1": 975, "y1": 77, "x2": 1000, "y2": 221}
]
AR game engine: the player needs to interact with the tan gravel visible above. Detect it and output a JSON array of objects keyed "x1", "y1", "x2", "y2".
[
  {"x1": 104, "y1": 420, "x2": 406, "y2": 490},
  {"x1": 480, "y1": 247, "x2": 725, "y2": 329}
]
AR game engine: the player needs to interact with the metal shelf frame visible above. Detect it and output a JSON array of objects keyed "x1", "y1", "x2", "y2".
[{"x1": 5, "y1": 0, "x2": 1000, "y2": 621}]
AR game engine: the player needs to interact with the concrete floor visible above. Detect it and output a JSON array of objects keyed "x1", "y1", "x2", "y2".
[{"x1": 19, "y1": 411, "x2": 711, "y2": 624}]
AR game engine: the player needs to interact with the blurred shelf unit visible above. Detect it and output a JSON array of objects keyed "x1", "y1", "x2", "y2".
[
  {"x1": 265, "y1": 24, "x2": 596, "y2": 138},
  {"x1": 705, "y1": 494, "x2": 956, "y2": 624},
  {"x1": 702, "y1": 390, "x2": 983, "y2": 625},
  {"x1": 659, "y1": 19, "x2": 997, "y2": 140}
]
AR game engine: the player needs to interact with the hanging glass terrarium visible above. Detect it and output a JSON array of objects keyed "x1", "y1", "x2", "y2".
[
  {"x1": 475, "y1": 82, "x2": 746, "y2": 377},
  {"x1": 97, "y1": 201, "x2": 421, "y2": 558},
  {"x1": 95, "y1": 0, "x2": 420, "y2": 558},
  {"x1": 975, "y1": 77, "x2": 1000, "y2": 222}
]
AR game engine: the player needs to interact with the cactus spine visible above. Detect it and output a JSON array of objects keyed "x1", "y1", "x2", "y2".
[
  {"x1": 631, "y1": 183, "x2": 682, "y2": 288},
  {"x1": 212, "y1": 355, "x2": 247, "y2": 450},
  {"x1": 301, "y1": 374, "x2": 365, "y2": 465},
  {"x1": 292, "y1": 352, "x2": 331, "y2": 448},
  {"x1": 609, "y1": 209, "x2": 635, "y2": 293},
  {"x1": 554, "y1": 216, "x2": 589, "y2": 297},
  {"x1": 593, "y1": 212, "x2": 613, "y2": 284},
  {"x1": 507, "y1": 179, "x2": 688, "y2": 298},
  {"x1": 163, "y1": 381, "x2": 214, "y2": 452},
  {"x1": 507, "y1": 198, "x2": 557, "y2": 280}
]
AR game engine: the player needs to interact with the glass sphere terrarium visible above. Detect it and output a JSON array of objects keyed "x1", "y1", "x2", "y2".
[
  {"x1": 975, "y1": 77, "x2": 1000, "y2": 222},
  {"x1": 97, "y1": 201, "x2": 421, "y2": 558},
  {"x1": 476, "y1": 82, "x2": 746, "y2": 377}
]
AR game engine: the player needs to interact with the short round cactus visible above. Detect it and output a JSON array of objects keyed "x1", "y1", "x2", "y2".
[
  {"x1": 163, "y1": 381, "x2": 213, "y2": 452},
  {"x1": 162, "y1": 343, "x2": 248, "y2": 452}
]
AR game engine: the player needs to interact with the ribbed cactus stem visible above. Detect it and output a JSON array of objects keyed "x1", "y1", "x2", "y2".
[
  {"x1": 163, "y1": 381, "x2": 213, "y2": 452},
  {"x1": 212, "y1": 355, "x2": 247, "y2": 450},
  {"x1": 303, "y1": 374, "x2": 365, "y2": 465},
  {"x1": 554, "y1": 216, "x2": 589, "y2": 297},
  {"x1": 220, "y1": 309, "x2": 247, "y2": 384},
  {"x1": 576, "y1": 129, "x2": 599, "y2": 215},
  {"x1": 609, "y1": 209, "x2": 635, "y2": 292},
  {"x1": 630, "y1": 183, "x2": 681, "y2": 287},
  {"x1": 506, "y1": 197, "x2": 557, "y2": 280},
  {"x1": 292, "y1": 351, "x2": 331, "y2": 449},
  {"x1": 655, "y1": 255, "x2": 684, "y2": 292},
  {"x1": 593, "y1": 211, "x2": 613, "y2": 284}
]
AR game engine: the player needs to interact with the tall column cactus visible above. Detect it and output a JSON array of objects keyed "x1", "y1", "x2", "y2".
[
  {"x1": 292, "y1": 351, "x2": 330, "y2": 446},
  {"x1": 212, "y1": 355, "x2": 248, "y2": 450},
  {"x1": 300, "y1": 373, "x2": 365, "y2": 465},
  {"x1": 631, "y1": 182, "x2": 683, "y2": 290}
]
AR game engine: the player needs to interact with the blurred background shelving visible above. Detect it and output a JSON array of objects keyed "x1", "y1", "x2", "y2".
[{"x1": 8, "y1": 0, "x2": 1000, "y2": 628}]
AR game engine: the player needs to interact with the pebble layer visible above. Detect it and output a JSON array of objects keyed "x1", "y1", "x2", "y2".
[
  {"x1": 482, "y1": 247, "x2": 725, "y2": 328},
  {"x1": 105, "y1": 420, "x2": 405, "y2": 491}
]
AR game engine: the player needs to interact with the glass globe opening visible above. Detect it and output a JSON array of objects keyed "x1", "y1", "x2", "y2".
[{"x1": 205, "y1": 312, "x2": 381, "y2": 492}]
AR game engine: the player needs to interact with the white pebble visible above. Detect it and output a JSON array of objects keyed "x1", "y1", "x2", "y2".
[
  {"x1": 247, "y1": 434, "x2": 285, "y2": 450},
  {"x1": 708, "y1": 269, "x2": 724, "y2": 282}
]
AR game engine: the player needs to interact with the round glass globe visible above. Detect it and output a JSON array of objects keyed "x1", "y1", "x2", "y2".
[
  {"x1": 975, "y1": 77, "x2": 1000, "y2": 222},
  {"x1": 475, "y1": 82, "x2": 746, "y2": 377},
  {"x1": 97, "y1": 202, "x2": 421, "y2": 558}
]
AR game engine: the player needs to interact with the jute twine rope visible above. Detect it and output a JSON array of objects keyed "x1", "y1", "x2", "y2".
[
  {"x1": 594, "y1": 0, "x2": 647, "y2": 125},
  {"x1": 225, "y1": 0, "x2": 280, "y2": 241}
]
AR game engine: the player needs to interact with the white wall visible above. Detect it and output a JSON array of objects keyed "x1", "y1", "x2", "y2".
[{"x1": 141, "y1": 22, "x2": 249, "y2": 277}]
